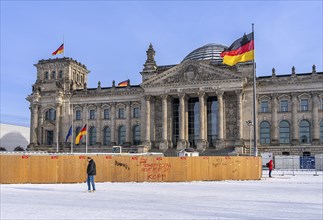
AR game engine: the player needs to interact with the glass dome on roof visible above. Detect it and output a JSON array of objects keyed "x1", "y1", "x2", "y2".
[{"x1": 182, "y1": 43, "x2": 227, "y2": 62}]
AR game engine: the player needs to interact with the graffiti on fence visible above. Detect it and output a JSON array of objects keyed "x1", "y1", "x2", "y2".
[
  {"x1": 147, "y1": 173, "x2": 166, "y2": 180},
  {"x1": 212, "y1": 158, "x2": 228, "y2": 168},
  {"x1": 115, "y1": 161, "x2": 130, "y2": 170},
  {"x1": 139, "y1": 159, "x2": 172, "y2": 180}
]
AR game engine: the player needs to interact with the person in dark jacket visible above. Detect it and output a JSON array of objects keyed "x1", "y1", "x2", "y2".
[
  {"x1": 86, "y1": 157, "x2": 96, "y2": 192},
  {"x1": 268, "y1": 159, "x2": 274, "y2": 178}
]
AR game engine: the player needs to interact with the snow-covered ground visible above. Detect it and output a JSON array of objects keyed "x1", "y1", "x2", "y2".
[{"x1": 1, "y1": 170, "x2": 322, "y2": 220}]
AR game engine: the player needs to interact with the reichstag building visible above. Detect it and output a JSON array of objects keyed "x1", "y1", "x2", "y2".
[{"x1": 27, "y1": 43, "x2": 323, "y2": 156}]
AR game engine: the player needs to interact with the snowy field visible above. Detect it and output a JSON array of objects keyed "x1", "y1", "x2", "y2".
[{"x1": 1, "y1": 170, "x2": 322, "y2": 220}]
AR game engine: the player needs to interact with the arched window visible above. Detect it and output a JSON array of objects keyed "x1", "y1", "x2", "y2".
[
  {"x1": 89, "y1": 127, "x2": 96, "y2": 146},
  {"x1": 320, "y1": 120, "x2": 323, "y2": 144},
  {"x1": 133, "y1": 125, "x2": 141, "y2": 145},
  {"x1": 45, "y1": 71, "x2": 49, "y2": 80},
  {"x1": 299, "y1": 120, "x2": 310, "y2": 144},
  {"x1": 260, "y1": 121, "x2": 270, "y2": 144},
  {"x1": 118, "y1": 126, "x2": 126, "y2": 145},
  {"x1": 279, "y1": 121, "x2": 290, "y2": 144},
  {"x1": 103, "y1": 126, "x2": 111, "y2": 146},
  {"x1": 45, "y1": 108, "x2": 56, "y2": 121}
]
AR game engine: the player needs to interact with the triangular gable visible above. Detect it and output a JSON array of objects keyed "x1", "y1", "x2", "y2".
[{"x1": 141, "y1": 60, "x2": 242, "y2": 87}]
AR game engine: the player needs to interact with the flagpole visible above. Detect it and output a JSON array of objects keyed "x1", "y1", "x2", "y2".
[
  {"x1": 63, "y1": 35, "x2": 65, "y2": 57},
  {"x1": 56, "y1": 120, "x2": 59, "y2": 153},
  {"x1": 252, "y1": 23, "x2": 257, "y2": 156},
  {"x1": 86, "y1": 107, "x2": 88, "y2": 154},
  {"x1": 71, "y1": 103, "x2": 74, "y2": 154}
]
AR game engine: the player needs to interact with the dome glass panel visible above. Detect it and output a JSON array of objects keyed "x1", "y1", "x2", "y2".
[{"x1": 182, "y1": 44, "x2": 227, "y2": 62}]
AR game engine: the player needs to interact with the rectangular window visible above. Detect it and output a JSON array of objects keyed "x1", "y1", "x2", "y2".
[
  {"x1": 133, "y1": 107, "x2": 140, "y2": 118},
  {"x1": 321, "y1": 98, "x2": 323, "y2": 110},
  {"x1": 118, "y1": 108, "x2": 125, "y2": 118},
  {"x1": 89, "y1": 110, "x2": 96, "y2": 120},
  {"x1": 76, "y1": 110, "x2": 81, "y2": 120},
  {"x1": 300, "y1": 99, "x2": 308, "y2": 111},
  {"x1": 261, "y1": 101, "x2": 269, "y2": 112},
  {"x1": 104, "y1": 109, "x2": 110, "y2": 119},
  {"x1": 280, "y1": 100, "x2": 288, "y2": 112}
]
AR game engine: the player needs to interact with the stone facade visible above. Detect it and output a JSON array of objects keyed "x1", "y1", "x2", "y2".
[{"x1": 26, "y1": 44, "x2": 323, "y2": 156}]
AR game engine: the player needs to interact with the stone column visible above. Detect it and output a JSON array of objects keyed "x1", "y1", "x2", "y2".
[
  {"x1": 143, "y1": 96, "x2": 151, "y2": 148},
  {"x1": 125, "y1": 101, "x2": 131, "y2": 146},
  {"x1": 30, "y1": 104, "x2": 39, "y2": 145},
  {"x1": 110, "y1": 102, "x2": 116, "y2": 145},
  {"x1": 185, "y1": 95, "x2": 189, "y2": 147},
  {"x1": 150, "y1": 97, "x2": 156, "y2": 146},
  {"x1": 177, "y1": 93, "x2": 186, "y2": 149},
  {"x1": 160, "y1": 95, "x2": 168, "y2": 150},
  {"x1": 235, "y1": 90, "x2": 243, "y2": 147},
  {"x1": 291, "y1": 94, "x2": 299, "y2": 145},
  {"x1": 168, "y1": 96, "x2": 173, "y2": 148},
  {"x1": 312, "y1": 93, "x2": 320, "y2": 144},
  {"x1": 55, "y1": 103, "x2": 61, "y2": 146},
  {"x1": 96, "y1": 104, "x2": 101, "y2": 146},
  {"x1": 216, "y1": 91, "x2": 224, "y2": 148},
  {"x1": 271, "y1": 94, "x2": 279, "y2": 145},
  {"x1": 38, "y1": 115, "x2": 43, "y2": 145},
  {"x1": 197, "y1": 92, "x2": 207, "y2": 150}
]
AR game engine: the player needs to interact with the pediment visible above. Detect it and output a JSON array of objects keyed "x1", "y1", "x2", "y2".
[{"x1": 141, "y1": 60, "x2": 242, "y2": 87}]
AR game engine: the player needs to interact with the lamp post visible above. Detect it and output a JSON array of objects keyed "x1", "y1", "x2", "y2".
[{"x1": 246, "y1": 120, "x2": 253, "y2": 156}]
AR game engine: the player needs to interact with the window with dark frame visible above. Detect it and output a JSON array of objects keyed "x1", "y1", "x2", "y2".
[
  {"x1": 280, "y1": 100, "x2": 288, "y2": 112},
  {"x1": 118, "y1": 108, "x2": 125, "y2": 118},
  {"x1": 133, "y1": 107, "x2": 140, "y2": 118},
  {"x1": 300, "y1": 99, "x2": 308, "y2": 111},
  {"x1": 76, "y1": 110, "x2": 81, "y2": 120},
  {"x1": 261, "y1": 101, "x2": 269, "y2": 112},
  {"x1": 104, "y1": 109, "x2": 110, "y2": 119}
]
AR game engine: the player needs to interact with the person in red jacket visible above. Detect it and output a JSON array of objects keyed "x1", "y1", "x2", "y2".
[{"x1": 268, "y1": 159, "x2": 274, "y2": 177}]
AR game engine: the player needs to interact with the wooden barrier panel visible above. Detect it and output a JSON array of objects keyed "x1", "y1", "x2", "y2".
[
  {"x1": 29, "y1": 155, "x2": 58, "y2": 183},
  {"x1": 0, "y1": 155, "x2": 262, "y2": 184},
  {"x1": 0, "y1": 155, "x2": 30, "y2": 183}
]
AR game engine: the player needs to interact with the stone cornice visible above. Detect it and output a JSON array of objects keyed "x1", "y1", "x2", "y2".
[{"x1": 72, "y1": 88, "x2": 144, "y2": 98}]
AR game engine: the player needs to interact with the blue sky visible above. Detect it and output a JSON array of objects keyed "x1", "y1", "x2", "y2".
[{"x1": 1, "y1": 1, "x2": 322, "y2": 127}]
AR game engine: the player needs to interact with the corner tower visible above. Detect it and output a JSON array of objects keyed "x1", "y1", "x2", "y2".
[{"x1": 27, "y1": 57, "x2": 89, "y2": 148}]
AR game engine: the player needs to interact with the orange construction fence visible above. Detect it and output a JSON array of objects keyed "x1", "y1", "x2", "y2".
[{"x1": 0, "y1": 154, "x2": 262, "y2": 184}]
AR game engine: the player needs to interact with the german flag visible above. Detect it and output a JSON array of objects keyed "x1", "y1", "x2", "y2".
[
  {"x1": 220, "y1": 32, "x2": 254, "y2": 66},
  {"x1": 118, "y1": 80, "x2": 128, "y2": 87},
  {"x1": 52, "y1": 43, "x2": 64, "y2": 56},
  {"x1": 75, "y1": 124, "x2": 86, "y2": 145}
]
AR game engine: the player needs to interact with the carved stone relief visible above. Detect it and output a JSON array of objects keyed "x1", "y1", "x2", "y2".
[{"x1": 161, "y1": 64, "x2": 236, "y2": 85}]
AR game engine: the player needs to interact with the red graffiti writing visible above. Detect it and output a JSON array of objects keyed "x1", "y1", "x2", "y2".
[
  {"x1": 139, "y1": 158, "x2": 147, "y2": 164},
  {"x1": 147, "y1": 173, "x2": 166, "y2": 180}
]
